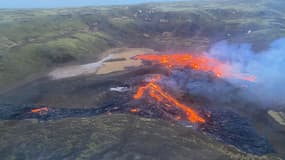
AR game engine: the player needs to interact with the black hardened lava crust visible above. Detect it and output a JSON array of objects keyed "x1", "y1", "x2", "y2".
[{"x1": 0, "y1": 103, "x2": 274, "y2": 155}]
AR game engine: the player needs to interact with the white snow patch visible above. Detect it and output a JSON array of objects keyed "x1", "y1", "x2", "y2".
[{"x1": 110, "y1": 87, "x2": 129, "y2": 92}]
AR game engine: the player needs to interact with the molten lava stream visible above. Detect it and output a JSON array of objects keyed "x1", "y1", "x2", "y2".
[
  {"x1": 134, "y1": 53, "x2": 256, "y2": 82},
  {"x1": 134, "y1": 81, "x2": 205, "y2": 123},
  {"x1": 31, "y1": 107, "x2": 49, "y2": 113}
]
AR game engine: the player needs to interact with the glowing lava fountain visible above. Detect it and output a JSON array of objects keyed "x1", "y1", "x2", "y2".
[
  {"x1": 133, "y1": 76, "x2": 205, "y2": 123},
  {"x1": 134, "y1": 53, "x2": 256, "y2": 82}
]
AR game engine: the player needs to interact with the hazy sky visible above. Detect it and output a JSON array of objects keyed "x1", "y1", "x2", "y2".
[{"x1": 0, "y1": 0, "x2": 190, "y2": 9}]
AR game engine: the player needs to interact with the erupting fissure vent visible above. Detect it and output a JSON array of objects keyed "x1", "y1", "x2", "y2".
[
  {"x1": 132, "y1": 53, "x2": 257, "y2": 124},
  {"x1": 134, "y1": 53, "x2": 256, "y2": 82}
]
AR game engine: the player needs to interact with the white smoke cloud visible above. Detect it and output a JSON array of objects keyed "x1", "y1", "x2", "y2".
[
  {"x1": 160, "y1": 38, "x2": 285, "y2": 108},
  {"x1": 207, "y1": 38, "x2": 285, "y2": 107}
]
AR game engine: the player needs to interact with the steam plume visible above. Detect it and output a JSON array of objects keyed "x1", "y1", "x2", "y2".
[{"x1": 205, "y1": 38, "x2": 285, "y2": 107}]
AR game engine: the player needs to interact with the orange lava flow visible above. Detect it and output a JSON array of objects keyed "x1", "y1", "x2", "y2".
[
  {"x1": 31, "y1": 107, "x2": 48, "y2": 113},
  {"x1": 133, "y1": 79, "x2": 205, "y2": 123},
  {"x1": 130, "y1": 108, "x2": 140, "y2": 113},
  {"x1": 134, "y1": 53, "x2": 256, "y2": 82}
]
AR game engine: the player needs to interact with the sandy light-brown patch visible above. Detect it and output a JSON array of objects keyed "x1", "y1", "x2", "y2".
[
  {"x1": 96, "y1": 48, "x2": 155, "y2": 75},
  {"x1": 48, "y1": 48, "x2": 155, "y2": 80}
]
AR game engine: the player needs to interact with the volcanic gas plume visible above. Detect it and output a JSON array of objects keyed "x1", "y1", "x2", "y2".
[{"x1": 208, "y1": 38, "x2": 285, "y2": 107}]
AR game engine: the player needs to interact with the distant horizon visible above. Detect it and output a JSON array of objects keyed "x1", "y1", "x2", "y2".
[{"x1": 0, "y1": 0, "x2": 191, "y2": 9}]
